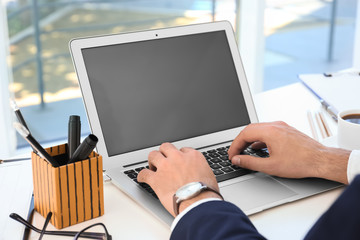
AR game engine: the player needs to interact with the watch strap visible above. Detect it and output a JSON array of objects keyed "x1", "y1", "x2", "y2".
[{"x1": 173, "y1": 182, "x2": 223, "y2": 216}]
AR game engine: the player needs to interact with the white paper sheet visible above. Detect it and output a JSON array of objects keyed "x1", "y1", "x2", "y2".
[{"x1": 0, "y1": 161, "x2": 33, "y2": 240}]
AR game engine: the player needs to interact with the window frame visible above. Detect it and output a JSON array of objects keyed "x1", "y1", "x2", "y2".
[
  {"x1": 236, "y1": 0, "x2": 265, "y2": 93},
  {"x1": 0, "y1": 2, "x2": 16, "y2": 158},
  {"x1": 354, "y1": 0, "x2": 360, "y2": 69}
]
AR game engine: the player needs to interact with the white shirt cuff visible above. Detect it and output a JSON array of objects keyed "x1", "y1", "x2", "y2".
[
  {"x1": 170, "y1": 198, "x2": 222, "y2": 231},
  {"x1": 347, "y1": 150, "x2": 360, "y2": 183}
]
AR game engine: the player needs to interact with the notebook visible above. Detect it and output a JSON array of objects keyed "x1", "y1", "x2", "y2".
[
  {"x1": 299, "y1": 71, "x2": 360, "y2": 114},
  {"x1": 70, "y1": 21, "x2": 341, "y2": 226}
]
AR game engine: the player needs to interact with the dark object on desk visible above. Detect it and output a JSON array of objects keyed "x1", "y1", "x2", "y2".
[
  {"x1": 22, "y1": 194, "x2": 34, "y2": 240},
  {"x1": 68, "y1": 115, "x2": 81, "y2": 159},
  {"x1": 68, "y1": 134, "x2": 98, "y2": 164},
  {"x1": 10, "y1": 212, "x2": 111, "y2": 239},
  {"x1": 10, "y1": 99, "x2": 37, "y2": 153},
  {"x1": 0, "y1": 157, "x2": 31, "y2": 164},
  {"x1": 13, "y1": 122, "x2": 60, "y2": 167}
]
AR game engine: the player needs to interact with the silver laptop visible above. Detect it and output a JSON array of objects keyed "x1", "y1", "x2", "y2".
[{"x1": 69, "y1": 21, "x2": 341, "y2": 226}]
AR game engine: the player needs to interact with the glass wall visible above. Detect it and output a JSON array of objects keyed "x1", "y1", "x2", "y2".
[
  {"x1": 264, "y1": 0, "x2": 357, "y2": 90},
  {"x1": 5, "y1": 0, "x2": 237, "y2": 148},
  {"x1": 4, "y1": 0, "x2": 358, "y2": 150}
]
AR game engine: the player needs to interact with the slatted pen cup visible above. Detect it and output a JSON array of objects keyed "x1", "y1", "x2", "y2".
[{"x1": 31, "y1": 143, "x2": 104, "y2": 229}]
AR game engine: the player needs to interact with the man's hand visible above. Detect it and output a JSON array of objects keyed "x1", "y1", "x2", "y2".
[
  {"x1": 228, "y1": 121, "x2": 351, "y2": 184},
  {"x1": 137, "y1": 143, "x2": 221, "y2": 217}
]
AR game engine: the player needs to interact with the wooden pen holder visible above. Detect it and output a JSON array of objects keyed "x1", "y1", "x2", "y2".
[{"x1": 31, "y1": 143, "x2": 104, "y2": 229}]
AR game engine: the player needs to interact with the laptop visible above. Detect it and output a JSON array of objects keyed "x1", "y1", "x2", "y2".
[{"x1": 69, "y1": 21, "x2": 341, "y2": 226}]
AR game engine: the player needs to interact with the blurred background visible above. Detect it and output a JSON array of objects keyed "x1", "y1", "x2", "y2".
[{"x1": 2, "y1": 0, "x2": 357, "y2": 150}]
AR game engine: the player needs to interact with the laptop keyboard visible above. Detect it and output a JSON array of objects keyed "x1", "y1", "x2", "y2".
[{"x1": 123, "y1": 145, "x2": 269, "y2": 200}]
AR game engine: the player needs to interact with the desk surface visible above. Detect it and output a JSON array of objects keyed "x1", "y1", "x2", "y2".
[{"x1": 26, "y1": 83, "x2": 343, "y2": 240}]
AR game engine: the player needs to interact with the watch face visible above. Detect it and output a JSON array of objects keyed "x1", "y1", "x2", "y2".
[{"x1": 176, "y1": 182, "x2": 203, "y2": 199}]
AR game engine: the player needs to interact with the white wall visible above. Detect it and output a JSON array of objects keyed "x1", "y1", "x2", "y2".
[
  {"x1": 0, "y1": 2, "x2": 16, "y2": 158},
  {"x1": 237, "y1": 0, "x2": 265, "y2": 93},
  {"x1": 354, "y1": 0, "x2": 360, "y2": 68}
]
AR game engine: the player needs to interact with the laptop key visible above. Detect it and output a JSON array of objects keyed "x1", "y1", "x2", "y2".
[
  {"x1": 207, "y1": 150, "x2": 217, "y2": 153},
  {"x1": 231, "y1": 165, "x2": 242, "y2": 170},
  {"x1": 211, "y1": 158, "x2": 222, "y2": 163},
  {"x1": 209, "y1": 153, "x2": 220, "y2": 158},
  {"x1": 127, "y1": 173, "x2": 138, "y2": 179},
  {"x1": 140, "y1": 183, "x2": 150, "y2": 189},
  {"x1": 221, "y1": 167, "x2": 234, "y2": 173},
  {"x1": 124, "y1": 170, "x2": 135, "y2": 174},
  {"x1": 219, "y1": 162, "x2": 231, "y2": 167},
  {"x1": 210, "y1": 164, "x2": 222, "y2": 169},
  {"x1": 216, "y1": 169, "x2": 251, "y2": 183},
  {"x1": 213, "y1": 169, "x2": 224, "y2": 175},
  {"x1": 216, "y1": 147, "x2": 226, "y2": 151},
  {"x1": 135, "y1": 167, "x2": 145, "y2": 172},
  {"x1": 218, "y1": 151, "x2": 228, "y2": 156},
  {"x1": 220, "y1": 156, "x2": 229, "y2": 160}
]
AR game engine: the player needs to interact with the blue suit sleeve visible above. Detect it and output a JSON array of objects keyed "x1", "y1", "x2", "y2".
[
  {"x1": 171, "y1": 201, "x2": 266, "y2": 240},
  {"x1": 305, "y1": 175, "x2": 360, "y2": 240}
]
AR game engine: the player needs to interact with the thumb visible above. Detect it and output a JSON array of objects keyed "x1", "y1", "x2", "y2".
[{"x1": 231, "y1": 155, "x2": 271, "y2": 173}]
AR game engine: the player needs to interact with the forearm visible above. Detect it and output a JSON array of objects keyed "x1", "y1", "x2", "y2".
[
  {"x1": 171, "y1": 201, "x2": 266, "y2": 240},
  {"x1": 178, "y1": 191, "x2": 222, "y2": 214},
  {"x1": 317, "y1": 147, "x2": 351, "y2": 184}
]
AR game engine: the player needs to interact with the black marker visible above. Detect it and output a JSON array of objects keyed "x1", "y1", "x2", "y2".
[
  {"x1": 13, "y1": 122, "x2": 60, "y2": 167},
  {"x1": 68, "y1": 115, "x2": 81, "y2": 159},
  {"x1": 68, "y1": 134, "x2": 98, "y2": 164},
  {"x1": 10, "y1": 99, "x2": 37, "y2": 153}
]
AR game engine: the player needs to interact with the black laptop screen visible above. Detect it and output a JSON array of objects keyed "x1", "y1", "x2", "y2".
[{"x1": 81, "y1": 30, "x2": 250, "y2": 156}]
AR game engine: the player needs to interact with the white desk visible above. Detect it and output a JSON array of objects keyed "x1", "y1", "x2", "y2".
[{"x1": 26, "y1": 83, "x2": 343, "y2": 240}]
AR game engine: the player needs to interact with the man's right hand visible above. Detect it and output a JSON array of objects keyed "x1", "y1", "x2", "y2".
[{"x1": 228, "y1": 121, "x2": 351, "y2": 184}]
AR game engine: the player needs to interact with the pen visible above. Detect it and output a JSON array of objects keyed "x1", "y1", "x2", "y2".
[
  {"x1": 320, "y1": 99, "x2": 338, "y2": 122},
  {"x1": 68, "y1": 134, "x2": 98, "y2": 164},
  {"x1": 68, "y1": 115, "x2": 81, "y2": 159},
  {"x1": 10, "y1": 99, "x2": 37, "y2": 153},
  {"x1": 0, "y1": 157, "x2": 31, "y2": 164},
  {"x1": 13, "y1": 122, "x2": 60, "y2": 167}
]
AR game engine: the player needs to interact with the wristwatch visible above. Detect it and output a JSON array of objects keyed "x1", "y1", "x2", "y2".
[{"x1": 173, "y1": 182, "x2": 223, "y2": 216}]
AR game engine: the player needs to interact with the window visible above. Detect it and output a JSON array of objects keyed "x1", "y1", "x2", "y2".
[
  {"x1": 4, "y1": 0, "x2": 240, "y2": 151},
  {"x1": 2, "y1": 0, "x2": 358, "y2": 155},
  {"x1": 264, "y1": 0, "x2": 357, "y2": 90}
]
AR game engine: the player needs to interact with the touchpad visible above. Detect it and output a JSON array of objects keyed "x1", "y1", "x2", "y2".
[{"x1": 221, "y1": 176, "x2": 297, "y2": 211}]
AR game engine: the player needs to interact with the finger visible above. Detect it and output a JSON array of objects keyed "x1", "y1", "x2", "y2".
[
  {"x1": 148, "y1": 150, "x2": 165, "y2": 170},
  {"x1": 179, "y1": 147, "x2": 194, "y2": 153},
  {"x1": 228, "y1": 123, "x2": 270, "y2": 160},
  {"x1": 137, "y1": 169, "x2": 155, "y2": 185},
  {"x1": 159, "y1": 142, "x2": 179, "y2": 157},
  {"x1": 231, "y1": 154, "x2": 273, "y2": 173},
  {"x1": 250, "y1": 141, "x2": 267, "y2": 150}
]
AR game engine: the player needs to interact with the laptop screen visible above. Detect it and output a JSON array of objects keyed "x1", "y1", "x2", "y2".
[{"x1": 81, "y1": 30, "x2": 250, "y2": 156}]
